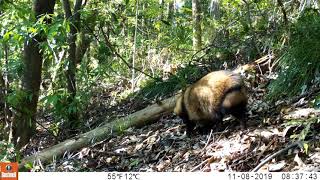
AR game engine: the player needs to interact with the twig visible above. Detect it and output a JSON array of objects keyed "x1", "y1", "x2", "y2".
[
  {"x1": 35, "y1": 120, "x2": 59, "y2": 142},
  {"x1": 98, "y1": 25, "x2": 157, "y2": 81},
  {"x1": 251, "y1": 141, "x2": 303, "y2": 172},
  {"x1": 255, "y1": 138, "x2": 276, "y2": 165},
  {"x1": 203, "y1": 127, "x2": 231, "y2": 149},
  {"x1": 85, "y1": 24, "x2": 156, "y2": 81},
  {"x1": 190, "y1": 155, "x2": 215, "y2": 172},
  {"x1": 176, "y1": 159, "x2": 188, "y2": 167},
  {"x1": 215, "y1": 126, "x2": 230, "y2": 138},
  {"x1": 203, "y1": 129, "x2": 213, "y2": 149},
  {"x1": 230, "y1": 152, "x2": 255, "y2": 168},
  {"x1": 190, "y1": 127, "x2": 230, "y2": 172},
  {"x1": 158, "y1": 139, "x2": 176, "y2": 163}
]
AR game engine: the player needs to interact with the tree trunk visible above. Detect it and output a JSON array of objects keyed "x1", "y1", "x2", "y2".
[
  {"x1": 167, "y1": 1, "x2": 174, "y2": 24},
  {"x1": 0, "y1": 71, "x2": 5, "y2": 127},
  {"x1": 209, "y1": 0, "x2": 228, "y2": 59},
  {"x1": 210, "y1": 0, "x2": 223, "y2": 47},
  {"x1": 0, "y1": 73, "x2": 4, "y2": 108},
  {"x1": 277, "y1": 0, "x2": 288, "y2": 26},
  {"x1": 0, "y1": 72, "x2": 5, "y2": 140},
  {"x1": 13, "y1": 0, "x2": 56, "y2": 149},
  {"x1": 62, "y1": 0, "x2": 83, "y2": 130},
  {"x1": 210, "y1": 0, "x2": 221, "y2": 19},
  {"x1": 192, "y1": 0, "x2": 202, "y2": 51},
  {"x1": 75, "y1": 32, "x2": 90, "y2": 64},
  {"x1": 1, "y1": 42, "x2": 13, "y2": 142},
  {"x1": 159, "y1": 0, "x2": 164, "y2": 20},
  {"x1": 131, "y1": 0, "x2": 139, "y2": 91}
]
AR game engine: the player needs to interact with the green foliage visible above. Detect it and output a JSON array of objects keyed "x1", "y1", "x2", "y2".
[
  {"x1": 7, "y1": 89, "x2": 30, "y2": 111},
  {"x1": 0, "y1": 141, "x2": 16, "y2": 162},
  {"x1": 129, "y1": 159, "x2": 140, "y2": 168},
  {"x1": 138, "y1": 65, "x2": 201, "y2": 99},
  {"x1": 284, "y1": 117, "x2": 320, "y2": 141},
  {"x1": 314, "y1": 94, "x2": 320, "y2": 109},
  {"x1": 40, "y1": 88, "x2": 90, "y2": 132},
  {"x1": 268, "y1": 10, "x2": 320, "y2": 100}
]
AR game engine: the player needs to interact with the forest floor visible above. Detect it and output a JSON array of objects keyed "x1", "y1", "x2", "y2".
[{"x1": 23, "y1": 71, "x2": 320, "y2": 172}]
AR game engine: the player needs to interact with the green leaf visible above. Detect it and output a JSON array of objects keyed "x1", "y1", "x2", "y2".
[
  {"x1": 3, "y1": 31, "x2": 12, "y2": 41},
  {"x1": 313, "y1": 94, "x2": 320, "y2": 109},
  {"x1": 28, "y1": 27, "x2": 38, "y2": 34},
  {"x1": 64, "y1": 19, "x2": 70, "y2": 33},
  {"x1": 303, "y1": 143, "x2": 309, "y2": 154},
  {"x1": 129, "y1": 159, "x2": 140, "y2": 167},
  {"x1": 154, "y1": 21, "x2": 161, "y2": 31},
  {"x1": 24, "y1": 162, "x2": 33, "y2": 170},
  {"x1": 299, "y1": 122, "x2": 311, "y2": 141}
]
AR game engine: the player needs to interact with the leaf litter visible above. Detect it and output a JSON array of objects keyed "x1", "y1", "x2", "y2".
[{"x1": 23, "y1": 69, "x2": 320, "y2": 172}]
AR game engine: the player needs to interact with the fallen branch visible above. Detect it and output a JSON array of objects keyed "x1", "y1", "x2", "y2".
[
  {"x1": 233, "y1": 53, "x2": 274, "y2": 74},
  {"x1": 255, "y1": 138, "x2": 276, "y2": 165},
  {"x1": 19, "y1": 95, "x2": 178, "y2": 169},
  {"x1": 251, "y1": 141, "x2": 303, "y2": 172}
]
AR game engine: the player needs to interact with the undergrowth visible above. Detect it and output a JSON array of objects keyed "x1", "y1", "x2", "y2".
[
  {"x1": 268, "y1": 10, "x2": 320, "y2": 101},
  {"x1": 137, "y1": 65, "x2": 202, "y2": 99}
]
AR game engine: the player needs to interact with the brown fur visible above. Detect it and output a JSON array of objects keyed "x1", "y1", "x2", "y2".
[{"x1": 174, "y1": 70, "x2": 248, "y2": 133}]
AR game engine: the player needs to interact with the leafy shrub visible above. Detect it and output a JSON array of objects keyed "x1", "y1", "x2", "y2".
[
  {"x1": 268, "y1": 10, "x2": 320, "y2": 100},
  {"x1": 137, "y1": 64, "x2": 202, "y2": 99}
]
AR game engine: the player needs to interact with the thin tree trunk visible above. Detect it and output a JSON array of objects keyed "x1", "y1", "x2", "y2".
[
  {"x1": 2, "y1": 42, "x2": 13, "y2": 142},
  {"x1": 277, "y1": 0, "x2": 288, "y2": 26},
  {"x1": 0, "y1": 71, "x2": 6, "y2": 140},
  {"x1": 210, "y1": 0, "x2": 224, "y2": 47},
  {"x1": 0, "y1": 71, "x2": 5, "y2": 119},
  {"x1": 192, "y1": 0, "x2": 202, "y2": 51},
  {"x1": 0, "y1": 73, "x2": 4, "y2": 108},
  {"x1": 167, "y1": 1, "x2": 174, "y2": 24},
  {"x1": 75, "y1": 32, "x2": 90, "y2": 64},
  {"x1": 62, "y1": 0, "x2": 83, "y2": 130},
  {"x1": 62, "y1": 0, "x2": 77, "y2": 97},
  {"x1": 13, "y1": 0, "x2": 56, "y2": 149},
  {"x1": 243, "y1": 0, "x2": 260, "y2": 59},
  {"x1": 210, "y1": 0, "x2": 221, "y2": 19},
  {"x1": 159, "y1": 0, "x2": 164, "y2": 20},
  {"x1": 131, "y1": 0, "x2": 139, "y2": 91}
]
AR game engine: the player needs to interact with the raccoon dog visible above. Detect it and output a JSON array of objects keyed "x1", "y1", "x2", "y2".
[{"x1": 174, "y1": 70, "x2": 248, "y2": 133}]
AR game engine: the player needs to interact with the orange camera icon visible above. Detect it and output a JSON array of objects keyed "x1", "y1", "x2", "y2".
[{"x1": 0, "y1": 162, "x2": 18, "y2": 180}]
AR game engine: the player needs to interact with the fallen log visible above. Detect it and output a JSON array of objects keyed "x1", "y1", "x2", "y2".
[{"x1": 19, "y1": 95, "x2": 178, "y2": 169}]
